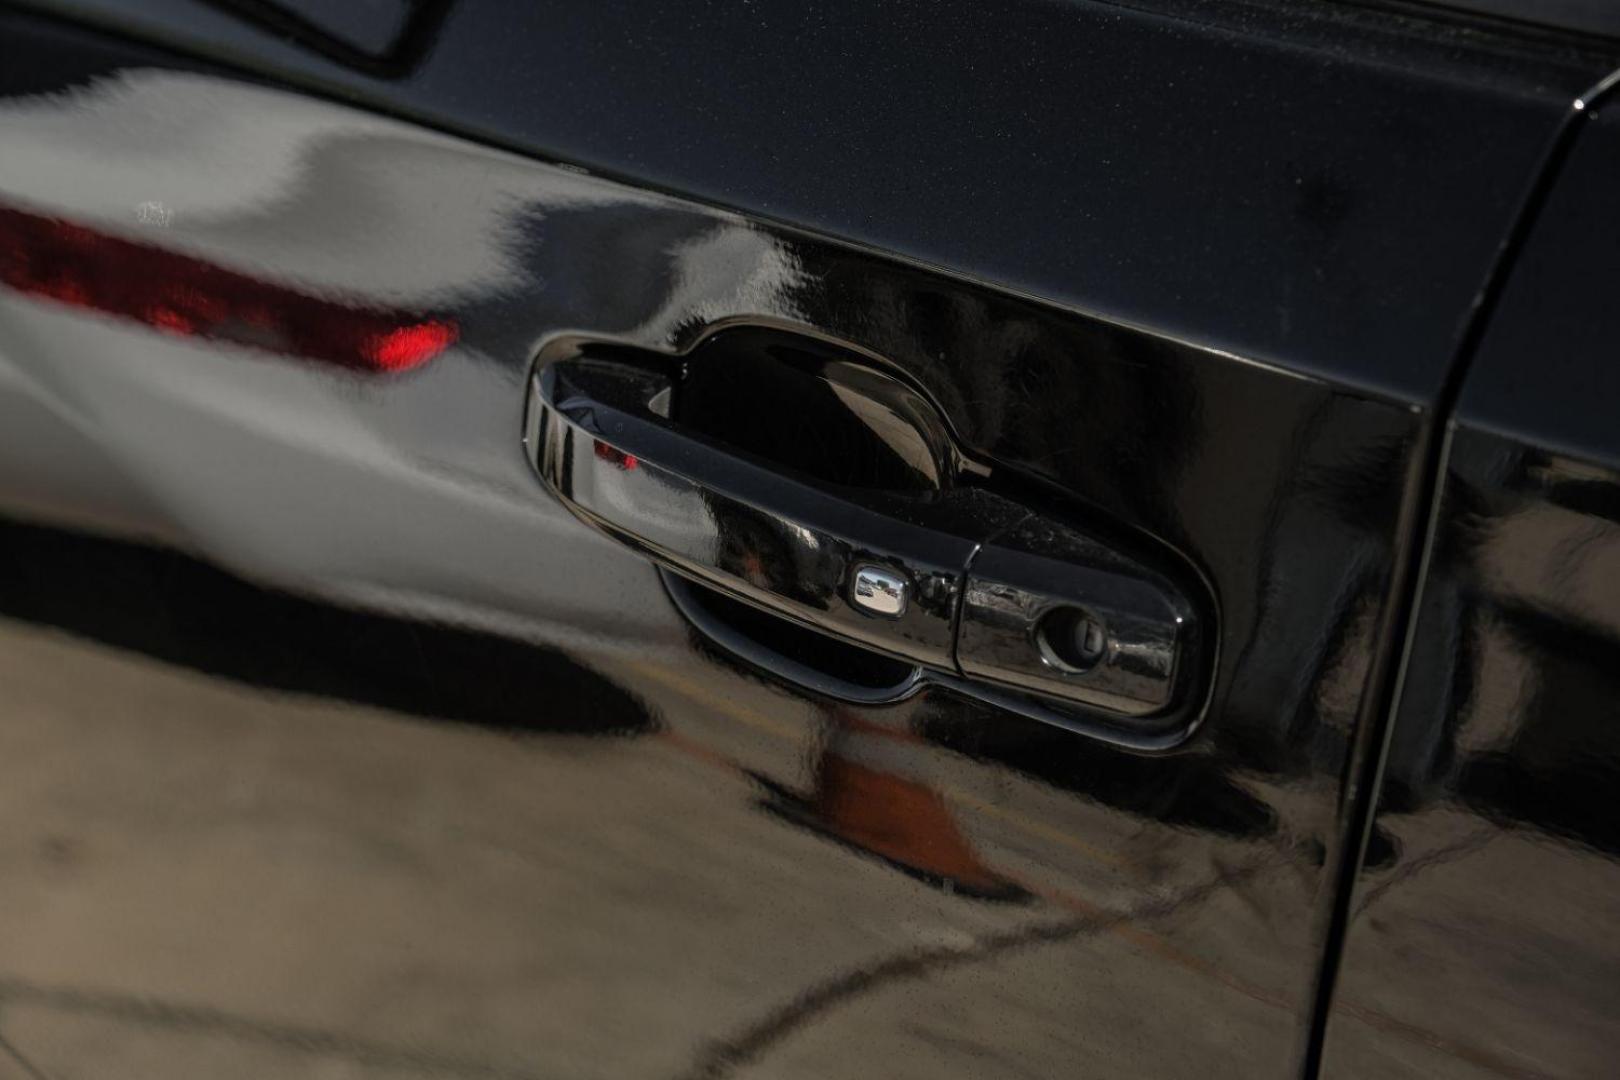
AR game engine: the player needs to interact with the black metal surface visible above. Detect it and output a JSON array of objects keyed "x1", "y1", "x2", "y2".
[
  {"x1": 1400, "y1": 0, "x2": 1620, "y2": 40},
  {"x1": 11, "y1": 0, "x2": 1615, "y2": 400},
  {"x1": 0, "y1": 4, "x2": 1612, "y2": 1079},
  {"x1": 1320, "y1": 91, "x2": 1620, "y2": 1080}
]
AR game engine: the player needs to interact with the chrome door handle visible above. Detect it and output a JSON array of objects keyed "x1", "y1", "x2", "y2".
[
  {"x1": 525, "y1": 352, "x2": 1203, "y2": 728},
  {"x1": 527, "y1": 355, "x2": 1018, "y2": 671}
]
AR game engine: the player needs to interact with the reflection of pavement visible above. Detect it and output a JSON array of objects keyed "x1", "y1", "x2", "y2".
[
  {"x1": 0, "y1": 614, "x2": 1277, "y2": 1080},
  {"x1": 0, "y1": 613, "x2": 1563, "y2": 1080},
  {"x1": 1326, "y1": 810, "x2": 1620, "y2": 1080}
]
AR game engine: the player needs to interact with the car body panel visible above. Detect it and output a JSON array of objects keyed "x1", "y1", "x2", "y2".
[
  {"x1": 1322, "y1": 92, "x2": 1620, "y2": 1080},
  {"x1": 0, "y1": 5, "x2": 1613, "y2": 1079},
  {"x1": 14, "y1": 0, "x2": 1615, "y2": 396}
]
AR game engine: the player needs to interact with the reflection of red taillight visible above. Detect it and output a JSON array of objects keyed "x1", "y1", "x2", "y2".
[
  {"x1": 0, "y1": 204, "x2": 457, "y2": 374},
  {"x1": 593, "y1": 439, "x2": 639, "y2": 470},
  {"x1": 363, "y1": 321, "x2": 459, "y2": 372}
]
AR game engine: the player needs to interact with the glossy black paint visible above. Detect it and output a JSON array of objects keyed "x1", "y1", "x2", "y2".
[
  {"x1": 1322, "y1": 91, "x2": 1620, "y2": 1080},
  {"x1": 0, "y1": 4, "x2": 1613, "y2": 1079},
  {"x1": 17, "y1": 0, "x2": 1617, "y2": 397}
]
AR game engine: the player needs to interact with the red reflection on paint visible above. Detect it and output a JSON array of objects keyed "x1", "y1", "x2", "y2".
[
  {"x1": 362, "y1": 321, "x2": 458, "y2": 372},
  {"x1": 0, "y1": 203, "x2": 457, "y2": 374},
  {"x1": 593, "y1": 439, "x2": 639, "y2": 470}
]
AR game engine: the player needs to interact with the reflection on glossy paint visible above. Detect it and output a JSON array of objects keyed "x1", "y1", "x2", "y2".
[
  {"x1": 0, "y1": 203, "x2": 457, "y2": 372},
  {"x1": 1324, "y1": 434, "x2": 1620, "y2": 1079},
  {"x1": 761, "y1": 704, "x2": 1031, "y2": 902},
  {"x1": 0, "y1": 515, "x2": 654, "y2": 734},
  {"x1": 1321, "y1": 91, "x2": 1620, "y2": 1078},
  {"x1": 0, "y1": 35, "x2": 1467, "y2": 1080}
]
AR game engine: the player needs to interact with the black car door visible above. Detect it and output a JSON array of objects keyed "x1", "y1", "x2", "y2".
[
  {"x1": 0, "y1": 3, "x2": 1611, "y2": 1078},
  {"x1": 1322, "y1": 70, "x2": 1620, "y2": 1080}
]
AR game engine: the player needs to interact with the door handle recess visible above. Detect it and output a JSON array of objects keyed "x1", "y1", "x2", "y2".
[{"x1": 525, "y1": 351, "x2": 1203, "y2": 729}]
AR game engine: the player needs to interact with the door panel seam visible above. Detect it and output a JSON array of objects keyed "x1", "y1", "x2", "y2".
[{"x1": 1298, "y1": 61, "x2": 1620, "y2": 1080}]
